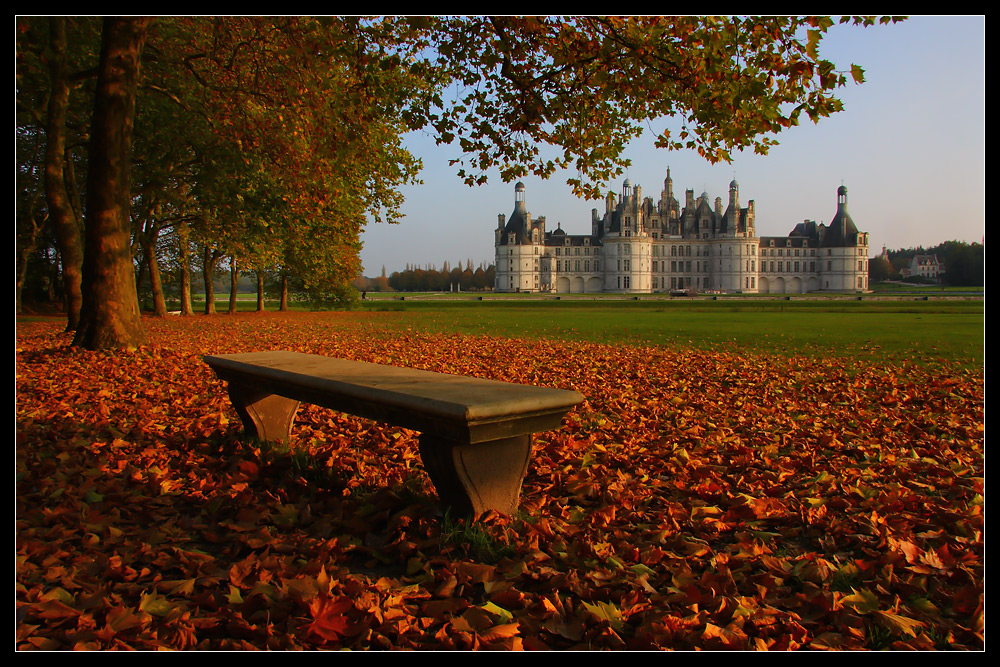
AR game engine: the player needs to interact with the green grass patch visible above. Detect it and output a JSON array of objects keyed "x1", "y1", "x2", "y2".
[
  {"x1": 438, "y1": 510, "x2": 516, "y2": 563},
  {"x1": 357, "y1": 298, "x2": 984, "y2": 369}
]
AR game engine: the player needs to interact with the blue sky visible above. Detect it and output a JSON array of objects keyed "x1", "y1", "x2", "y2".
[{"x1": 359, "y1": 16, "x2": 985, "y2": 276}]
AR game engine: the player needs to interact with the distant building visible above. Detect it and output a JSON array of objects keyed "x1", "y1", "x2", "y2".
[
  {"x1": 906, "y1": 255, "x2": 943, "y2": 282},
  {"x1": 494, "y1": 171, "x2": 869, "y2": 294}
]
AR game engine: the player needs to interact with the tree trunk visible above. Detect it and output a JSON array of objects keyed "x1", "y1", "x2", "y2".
[
  {"x1": 177, "y1": 224, "x2": 194, "y2": 316},
  {"x1": 143, "y1": 225, "x2": 167, "y2": 316},
  {"x1": 256, "y1": 273, "x2": 265, "y2": 311},
  {"x1": 16, "y1": 210, "x2": 43, "y2": 315},
  {"x1": 72, "y1": 17, "x2": 152, "y2": 350},
  {"x1": 64, "y1": 147, "x2": 84, "y2": 226},
  {"x1": 45, "y1": 17, "x2": 84, "y2": 332},
  {"x1": 134, "y1": 252, "x2": 147, "y2": 310},
  {"x1": 203, "y1": 246, "x2": 219, "y2": 314},
  {"x1": 280, "y1": 274, "x2": 289, "y2": 311},
  {"x1": 228, "y1": 256, "x2": 238, "y2": 315}
]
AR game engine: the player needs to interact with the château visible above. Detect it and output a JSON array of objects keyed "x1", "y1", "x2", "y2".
[{"x1": 494, "y1": 170, "x2": 870, "y2": 294}]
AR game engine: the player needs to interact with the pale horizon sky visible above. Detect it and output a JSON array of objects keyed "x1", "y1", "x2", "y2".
[{"x1": 358, "y1": 16, "x2": 985, "y2": 277}]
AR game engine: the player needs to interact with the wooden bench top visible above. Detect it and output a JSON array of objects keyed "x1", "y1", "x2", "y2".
[{"x1": 203, "y1": 351, "x2": 584, "y2": 444}]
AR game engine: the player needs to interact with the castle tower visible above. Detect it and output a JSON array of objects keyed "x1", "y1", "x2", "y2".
[
  {"x1": 819, "y1": 185, "x2": 868, "y2": 292},
  {"x1": 494, "y1": 181, "x2": 540, "y2": 292}
]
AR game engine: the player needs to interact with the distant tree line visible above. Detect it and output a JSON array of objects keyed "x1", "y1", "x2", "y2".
[
  {"x1": 869, "y1": 240, "x2": 984, "y2": 286},
  {"x1": 352, "y1": 261, "x2": 496, "y2": 293}
]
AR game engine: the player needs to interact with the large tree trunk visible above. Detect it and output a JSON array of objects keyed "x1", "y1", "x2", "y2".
[
  {"x1": 44, "y1": 17, "x2": 84, "y2": 332},
  {"x1": 228, "y1": 256, "x2": 238, "y2": 315},
  {"x1": 256, "y1": 273, "x2": 265, "y2": 312},
  {"x1": 280, "y1": 274, "x2": 289, "y2": 312},
  {"x1": 72, "y1": 17, "x2": 152, "y2": 350}
]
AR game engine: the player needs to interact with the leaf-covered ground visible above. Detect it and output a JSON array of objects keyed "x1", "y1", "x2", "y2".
[{"x1": 16, "y1": 312, "x2": 984, "y2": 650}]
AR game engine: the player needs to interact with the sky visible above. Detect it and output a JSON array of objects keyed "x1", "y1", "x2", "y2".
[{"x1": 358, "y1": 16, "x2": 985, "y2": 277}]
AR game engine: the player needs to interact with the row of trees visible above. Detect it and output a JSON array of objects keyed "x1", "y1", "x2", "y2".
[
  {"x1": 18, "y1": 17, "x2": 431, "y2": 340},
  {"x1": 17, "y1": 16, "x2": 903, "y2": 349},
  {"x1": 868, "y1": 241, "x2": 984, "y2": 286},
  {"x1": 352, "y1": 262, "x2": 496, "y2": 294}
]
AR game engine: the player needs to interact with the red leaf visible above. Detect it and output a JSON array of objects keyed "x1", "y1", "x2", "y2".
[{"x1": 304, "y1": 596, "x2": 355, "y2": 643}]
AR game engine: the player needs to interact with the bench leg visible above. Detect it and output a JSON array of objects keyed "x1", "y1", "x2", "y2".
[
  {"x1": 418, "y1": 433, "x2": 532, "y2": 516},
  {"x1": 227, "y1": 385, "x2": 300, "y2": 444}
]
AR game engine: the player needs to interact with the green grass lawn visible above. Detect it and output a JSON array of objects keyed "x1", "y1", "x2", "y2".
[
  {"x1": 360, "y1": 298, "x2": 985, "y2": 369},
  {"x1": 56, "y1": 292, "x2": 982, "y2": 370}
]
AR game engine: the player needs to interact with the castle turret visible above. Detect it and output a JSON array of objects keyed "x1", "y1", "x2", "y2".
[{"x1": 821, "y1": 185, "x2": 859, "y2": 247}]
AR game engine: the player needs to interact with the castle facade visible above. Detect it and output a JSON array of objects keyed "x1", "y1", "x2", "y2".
[{"x1": 494, "y1": 170, "x2": 870, "y2": 294}]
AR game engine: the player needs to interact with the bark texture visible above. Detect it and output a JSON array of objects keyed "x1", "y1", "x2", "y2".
[{"x1": 73, "y1": 17, "x2": 152, "y2": 350}]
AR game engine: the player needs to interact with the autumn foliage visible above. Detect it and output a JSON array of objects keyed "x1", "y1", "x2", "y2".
[{"x1": 16, "y1": 312, "x2": 983, "y2": 650}]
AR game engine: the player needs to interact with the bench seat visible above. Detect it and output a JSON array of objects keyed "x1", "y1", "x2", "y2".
[{"x1": 204, "y1": 351, "x2": 584, "y2": 515}]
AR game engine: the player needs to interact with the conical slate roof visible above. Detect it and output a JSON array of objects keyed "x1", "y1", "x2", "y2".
[
  {"x1": 499, "y1": 182, "x2": 531, "y2": 246},
  {"x1": 821, "y1": 185, "x2": 859, "y2": 247}
]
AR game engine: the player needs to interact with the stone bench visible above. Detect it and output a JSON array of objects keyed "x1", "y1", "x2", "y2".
[{"x1": 203, "y1": 351, "x2": 584, "y2": 516}]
